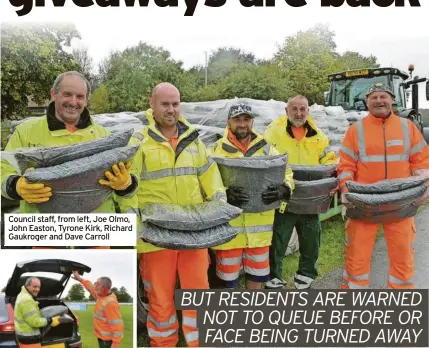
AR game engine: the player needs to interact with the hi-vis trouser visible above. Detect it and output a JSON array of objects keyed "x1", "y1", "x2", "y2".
[
  {"x1": 140, "y1": 249, "x2": 209, "y2": 347},
  {"x1": 342, "y1": 217, "x2": 415, "y2": 289}
]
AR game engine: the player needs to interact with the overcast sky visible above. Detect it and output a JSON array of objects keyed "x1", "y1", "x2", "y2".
[
  {"x1": 0, "y1": 250, "x2": 136, "y2": 298},
  {"x1": 1, "y1": 1, "x2": 428, "y2": 108}
]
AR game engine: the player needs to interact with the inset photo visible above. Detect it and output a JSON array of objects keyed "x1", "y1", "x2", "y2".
[{"x1": 0, "y1": 249, "x2": 136, "y2": 348}]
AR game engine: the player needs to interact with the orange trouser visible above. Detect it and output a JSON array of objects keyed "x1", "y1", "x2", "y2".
[
  {"x1": 342, "y1": 217, "x2": 415, "y2": 289},
  {"x1": 140, "y1": 249, "x2": 209, "y2": 347},
  {"x1": 18, "y1": 344, "x2": 42, "y2": 348}
]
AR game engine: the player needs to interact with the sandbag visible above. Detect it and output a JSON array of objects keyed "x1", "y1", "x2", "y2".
[
  {"x1": 139, "y1": 222, "x2": 241, "y2": 250},
  {"x1": 212, "y1": 154, "x2": 287, "y2": 213},
  {"x1": 345, "y1": 185, "x2": 427, "y2": 223},
  {"x1": 140, "y1": 201, "x2": 243, "y2": 231},
  {"x1": 2, "y1": 130, "x2": 134, "y2": 175},
  {"x1": 59, "y1": 314, "x2": 74, "y2": 323},
  {"x1": 40, "y1": 305, "x2": 68, "y2": 318},
  {"x1": 346, "y1": 176, "x2": 429, "y2": 194},
  {"x1": 289, "y1": 164, "x2": 337, "y2": 181},
  {"x1": 24, "y1": 144, "x2": 140, "y2": 213},
  {"x1": 286, "y1": 177, "x2": 338, "y2": 214}
]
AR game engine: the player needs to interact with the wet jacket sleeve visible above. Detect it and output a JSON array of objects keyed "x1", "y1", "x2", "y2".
[
  {"x1": 318, "y1": 132, "x2": 338, "y2": 165},
  {"x1": 195, "y1": 140, "x2": 227, "y2": 202},
  {"x1": 1, "y1": 127, "x2": 25, "y2": 200},
  {"x1": 21, "y1": 300, "x2": 48, "y2": 328},
  {"x1": 408, "y1": 121, "x2": 429, "y2": 175},
  {"x1": 269, "y1": 145, "x2": 295, "y2": 192},
  {"x1": 337, "y1": 124, "x2": 359, "y2": 189},
  {"x1": 81, "y1": 279, "x2": 99, "y2": 300},
  {"x1": 105, "y1": 301, "x2": 125, "y2": 344}
]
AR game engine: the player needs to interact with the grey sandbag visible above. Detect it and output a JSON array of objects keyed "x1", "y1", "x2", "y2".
[
  {"x1": 140, "y1": 222, "x2": 240, "y2": 250},
  {"x1": 346, "y1": 176, "x2": 429, "y2": 194},
  {"x1": 59, "y1": 314, "x2": 74, "y2": 324},
  {"x1": 140, "y1": 201, "x2": 243, "y2": 231},
  {"x1": 40, "y1": 305, "x2": 68, "y2": 318},
  {"x1": 286, "y1": 177, "x2": 338, "y2": 214},
  {"x1": 289, "y1": 164, "x2": 337, "y2": 181},
  {"x1": 13, "y1": 129, "x2": 133, "y2": 173},
  {"x1": 345, "y1": 185, "x2": 427, "y2": 223},
  {"x1": 24, "y1": 144, "x2": 140, "y2": 213},
  {"x1": 212, "y1": 154, "x2": 287, "y2": 213}
]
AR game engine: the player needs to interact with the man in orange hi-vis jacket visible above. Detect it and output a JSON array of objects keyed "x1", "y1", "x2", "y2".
[
  {"x1": 72, "y1": 271, "x2": 124, "y2": 348},
  {"x1": 337, "y1": 82, "x2": 429, "y2": 290}
]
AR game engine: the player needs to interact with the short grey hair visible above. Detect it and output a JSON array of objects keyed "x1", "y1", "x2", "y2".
[
  {"x1": 25, "y1": 277, "x2": 40, "y2": 286},
  {"x1": 52, "y1": 71, "x2": 91, "y2": 98},
  {"x1": 98, "y1": 277, "x2": 112, "y2": 290},
  {"x1": 287, "y1": 95, "x2": 309, "y2": 106}
]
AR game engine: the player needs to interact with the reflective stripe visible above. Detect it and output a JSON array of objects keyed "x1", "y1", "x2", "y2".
[
  {"x1": 217, "y1": 270, "x2": 240, "y2": 281},
  {"x1": 339, "y1": 171, "x2": 353, "y2": 180},
  {"x1": 141, "y1": 167, "x2": 198, "y2": 180},
  {"x1": 400, "y1": 118, "x2": 410, "y2": 154},
  {"x1": 217, "y1": 256, "x2": 242, "y2": 266},
  {"x1": 245, "y1": 225, "x2": 273, "y2": 233},
  {"x1": 343, "y1": 281, "x2": 369, "y2": 289},
  {"x1": 197, "y1": 158, "x2": 214, "y2": 176},
  {"x1": 356, "y1": 121, "x2": 366, "y2": 157},
  {"x1": 389, "y1": 275, "x2": 414, "y2": 285},
  {"x1": 413, "y1": 169, "x2": 429, "y2": 175},
  {"x1": 132, "y1": 132, "x2": 144, "y2": 141},
  {"x1": 148, "y1": 314, "x2": 177, "y2": 328},
  {"x1": 410, "y1": 140, "x2": 428, "y2": 156},
  {"x1": 15, "y1": 319, "x2": 26, "y2": 324},
  {"x1": 360, "y1": 154, "x2": 409, "y2": 163},
  {"x1": 108, "y1": 319, "x2": 124, "y2": 325},
  {"x1": 95, "y1": 328, "x2": 124, "y2": 337},
  {"x1": 244, "y1": 251, "x2": 269, "y2": 263},
  {"x1": 15, "y1": 329, "x2": 41, "y2": 336},
  {"x1": 340, "y1": 144, "x2": 358, "y2": 161},
  {"x1": 23, "y1": 310, "x2": 37, "y2": 319},
  {"x1": 182, "y1": 316, "x2": 197, "y2": 328},
  {"x1": 148, "y1": 328, "x2": 177, "y2": 338},
  {"x1": 343, "y1": 270, "x2": 369, "y2": 281},
  {"x1": 143, "y1": 279, "x2": 152, "y2": 291},
  {"x1": 246, "y1": 266, "x2": 270, "y2": 276},
  {"x1": 94, "y1": 314, "x2": 107, "y2": 322},
  {"x1": 185, "y1": 330, "x2": 199, "y2": 343},
  {"x1": 294, "y1": 273, "x2": 314, "y2": 284},
  {"x1": 212, "y1": 192, "x2": 227, "y2": 201}
]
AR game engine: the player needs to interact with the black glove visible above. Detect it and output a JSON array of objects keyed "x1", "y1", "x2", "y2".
[
  {"x1": 226, "y1": 186, "x2": 249, "y2": 208},
  {"x1": 261, "y1": 184, "x2": 291, "y2": 205}
]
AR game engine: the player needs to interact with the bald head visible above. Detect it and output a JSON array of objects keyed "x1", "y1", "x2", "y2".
[
  {"x1": 286, "y1": 95, "x2": 309, "y2": 127},
  {"x1": 150, "y1": 82, "x2": 181, "y2": 130}
]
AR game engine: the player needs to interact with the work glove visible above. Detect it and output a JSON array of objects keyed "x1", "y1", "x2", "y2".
[
  {"x1": 16, "y1": 168, "x2": 52, "y2": 203},
  {"x1": 261, "y1": 184, "x2": 291, "y2": 205},
  {"x1": 51, "y1": 316, "x2": 61, "y2": 327},
  {"x1": 226, "y1": 186, "x2": 249, "y2": 208},
  {"x1": 99, "y1": 162, "x2": 132, "y2": 191}
]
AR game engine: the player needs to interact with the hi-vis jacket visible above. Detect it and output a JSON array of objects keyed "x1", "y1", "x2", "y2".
[
  {"x1": 338, "y1": 113, "x2": 429, "y2": 188},
  {"x1": 264, "y1": 115, "x2": 337, "y2": 165},
  {"x1": 82, "y1": 279, "x2": 124, "y2": 345},
  {"x1": 209, "y1": 128, "x2": 295, "y2": 250},
  {"x1": 136, "y1": 109, "x2": 227, "y2": 253},
  {"x1": 14, "y1": 286, "x2": 48, "y2": 344},
  {"x1": 0, "y1": 102, "x2": 139, "y2": 215}
]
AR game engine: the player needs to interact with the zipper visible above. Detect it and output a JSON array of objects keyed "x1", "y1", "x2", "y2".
[{"x1": 382, "y1": 120, "x2": 387, "y2": 179}]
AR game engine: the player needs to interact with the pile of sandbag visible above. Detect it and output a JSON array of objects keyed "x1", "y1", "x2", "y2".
[
  {"x1": 345, "y1": 176, "x2": 429, "y2": 223},
  {"x1": 212, "y1": 154, "x2": 288, "y2": 213},
  {"x1": 139, "y1": 200, "x2": 243, "y2": 249},
  {"x1": 1, "y1": 130, "x2": 140, "y2": 213},
  {"x1": 286, "y1": 164, "x2": 338, "y2": 215}
]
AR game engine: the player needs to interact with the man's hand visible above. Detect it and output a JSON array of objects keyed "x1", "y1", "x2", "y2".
[
  {"x1": 72, "y1": 271, "x2": 83, "y2": 282},
  {"x1": 340, "y1": 192, "x2": 355, "y2": 209},
  {"x1": 330, "y1": 185, "x2": 339, "y2": 197},
  {"x1": 51, "y1": 316, "x2": 61, "y2": 327},
  {"x1": 226, "y1": 187, "x2": 249, "y2": 208},
  {"x1": 16, "y1": 168, "x2": 52, "y2": 203},
  {"x1": 261, "y1": 184, "x2": 291, "y2": 205},
  {"x1": 99, "y1": 162, "x2": 132, "y2": 191},
  {"x1": 413, "y1": 186, "x2": 429, "y2": 207}
]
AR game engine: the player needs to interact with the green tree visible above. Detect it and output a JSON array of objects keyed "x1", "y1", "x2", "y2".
[
  {"x1": 336, "y1": 51, "x2": 379, "y2": 71},
  {"x1": 89, "y1": 83, "x2": 112, "y2": 114},
  {"x1": 67, "y1": 283, "x2": 85, "y2": 301},
  {"x1": 115, "y1": 286, "x2": 132, "y2": 303},
  {"x1": 1, "y1": 22, "x2": 80, "y2": 119}
]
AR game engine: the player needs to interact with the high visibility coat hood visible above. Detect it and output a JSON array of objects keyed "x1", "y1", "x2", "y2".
[
  {"x1": 338, "y1": 113, "x2": 429, "y2": 188},
  {"x1": 209, "y1": 128, "x2": 294, "y2": 250},
  {"x1": 264, "y1": 115, "x2": 337, "y2": 165},
  {"x1": 137, "y1": 111, "x2": 227, "y2": 253},
  {"x1": 14, "y1": 286, "x2": 48, "y2": 344}
]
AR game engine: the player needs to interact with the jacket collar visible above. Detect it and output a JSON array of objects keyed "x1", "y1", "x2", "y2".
[
  {"x1": 21, "y1": 286, "x2": 37, "y2": 300},
  {"x1": 285, "y1": 116, "x2": 318, "y2": 139},
  {"x1": 367, "y1": 112, "x2": 394, "y2": 125},
  {"x1": 46, "y1": 101, "x2": 92, "y2": 131}
]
